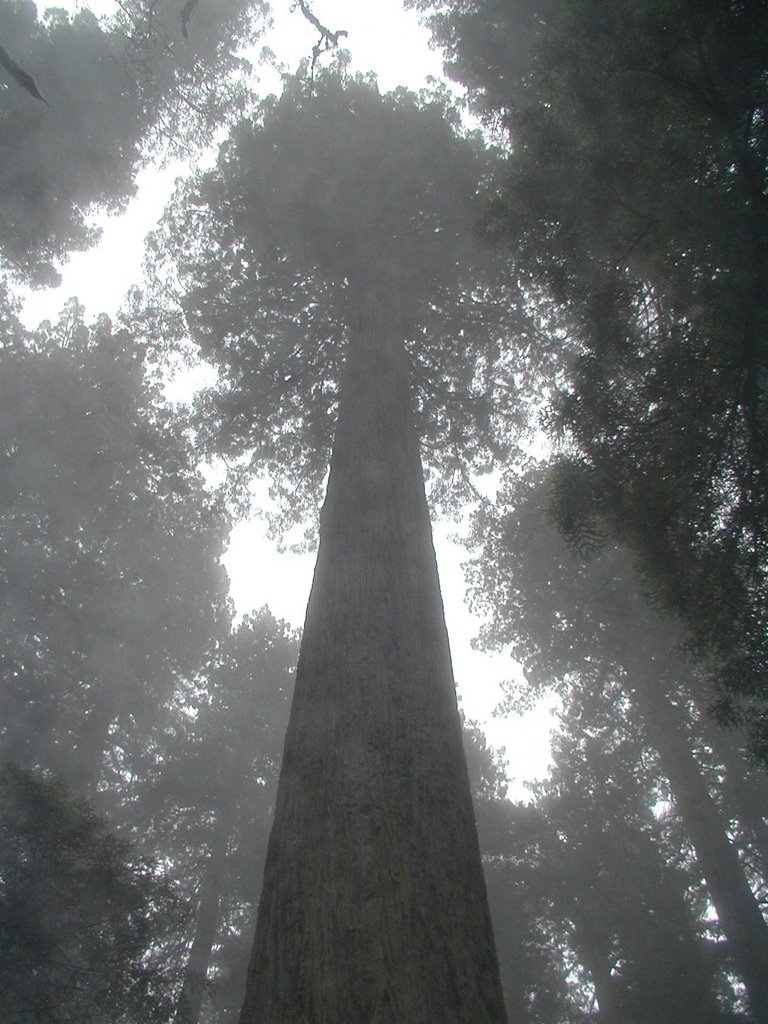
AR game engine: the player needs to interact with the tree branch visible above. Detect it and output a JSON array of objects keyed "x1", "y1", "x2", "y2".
[
  {"x1": 292, "y1": 1, "x2": 348, "y2": 87},
  {"x1": 294, "y1": 0, "x2": 348, "y2": 48},
  {"x1": 0, "y1": 43, "x2": 48, "y2": 107},
  {"x1": 180, "y1": 0, "x2": 199, "y2": 40}
]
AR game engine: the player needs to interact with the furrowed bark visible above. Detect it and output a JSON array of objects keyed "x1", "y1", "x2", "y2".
[{"x1": 239, "y1": 291, "x2": 508, "y2": 1023}]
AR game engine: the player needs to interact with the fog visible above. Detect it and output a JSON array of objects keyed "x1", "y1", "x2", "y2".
[{"x1": 1, "y1": 2, "x2": 766, "y2": 1023}]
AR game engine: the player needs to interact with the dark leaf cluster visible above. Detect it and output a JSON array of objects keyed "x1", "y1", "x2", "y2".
[
  {"x1": 0, "y1": 0, "x2": 265, "y2": 285},
  {"x1": 143, "y1": 70, "x2": 536, "y2": 532},
  {"x1": 417, "y1": 0, "x2": 768, "y2": 759},
  {"x1": 0, "y1": 763, "x2": 186, "y2": 1024},
  {"x1": 0, "y1": 289, "x2": 230, "y2": 795}
]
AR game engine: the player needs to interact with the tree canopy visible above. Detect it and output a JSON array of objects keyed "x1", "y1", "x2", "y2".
[
  {"x1": 468, "y1": 463, "x2": 768, "y2": 1020},
  {"x1": 414, "y1": 0, "x2": 768, "y2": 759},
  {"x1": 0, "y1": 288, "x2": 230, "y2": 795},
  {"x1": 144, "y1": 69, "x2": 538, "y2": 527},
  {"x1": 0, "y1": 762, "x2": 185, "y2": 1024},
  {"x1": 3, "y1": 3, "x2": 768, "y2": 1021},
  {"x1": 0, "y1": 0, "x2": 265, "y2": 284}
]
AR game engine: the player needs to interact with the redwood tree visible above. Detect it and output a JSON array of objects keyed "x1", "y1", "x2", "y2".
[
  {"x1": 469, "y1": 466, "x2": 768, "y2": 1021},
  {"x1": 415, "y1": 0, "x2": 768, "y2": 759},
  {"x1": 148, "y1": 70, "x2": 528, "y2": 1023}
]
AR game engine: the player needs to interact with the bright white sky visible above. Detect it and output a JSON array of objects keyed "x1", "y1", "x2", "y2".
[{"x1": 20, "y1": 0, "x2": 556, "y2": 797}]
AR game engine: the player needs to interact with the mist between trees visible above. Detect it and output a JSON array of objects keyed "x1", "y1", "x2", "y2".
[{"x1": 0, "y1": 1, "x2": 767, "y2": 1022}]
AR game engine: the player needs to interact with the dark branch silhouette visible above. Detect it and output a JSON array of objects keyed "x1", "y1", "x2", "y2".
[
  {"x1": 0, "y1": 43, "x2": 48, "y2": 106},
  {"x1": 295, "y1": 0, "x2": 348, "y2": 47},
  {"x1": 293, "y1": 1, "x2": 348, "y2": 86},
  {"x1": 180, "y1": 0, "x2": 199, "y2": 39}
]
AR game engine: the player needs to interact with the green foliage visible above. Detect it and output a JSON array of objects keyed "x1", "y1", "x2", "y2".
[
  {"x1": 116, "y1": 609, "x2": 298, "y2": 1024},
  {"x1": 529, "y1": 693, "x2": 727, "y2": 1024},
  {"x1": 105, "y1": 0, "x2": 264, "y2": 151},
  {"x1": 467, "y1": 464, "x2": 634, "y2": 691},
  {"x1": 0, "y1": 289, "x2": 230, "y2": 794},
  {"x1": 468, "y1": 465, "x2": 764, "y2": 1017},
  {"x1": 0, "y1": 285, "x2": 299, "y2": 1022},
  {"x1": 0, "y1": 762, "x2": 186, "y2": 1023},
  {"x1": 144, "y1": 69, "x2": 533, "y2": 531},
  {"x1": 463, "y1": 722, "x2": 585, "y2": 1023},
  {"x1": 0, "y1": 0, "x2": 265, "y2": 285},
  {"x1": 464, "y1": 695, "x2": 728, "y2": 1022},
  {"x1": 417, "y1": 0, "x2": 768, "y2": 758}
]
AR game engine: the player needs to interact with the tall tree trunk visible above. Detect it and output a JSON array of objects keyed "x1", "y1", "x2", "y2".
[
  {"x1": 559, "y1": 818, "x2": 722, "y2": 1024},
  {"x1": 563, "y1": 907, "x2": 618, "y2": 1024},
  {"x1": 628, "y1": 661, "x2": 768, "y2": 1024},
  {"x1": 698, "y1": 713, "x2": 768, "y2": 882},
  {"x1": 239, "y1": 293, "x2": 508, "y2": 1023},
  {"x1": 175, "y1": 810, "x2": 233, "y2": 1024}
]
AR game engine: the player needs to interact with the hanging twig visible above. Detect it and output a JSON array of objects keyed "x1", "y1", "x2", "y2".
[
  {"x1": 180, "y1": 0, "x2": 199, "y2": 39},
  {"x1": 294, "y1": 0, "x2": 347, "y2": 47},
  {"x1": 292, "y1": 0, "x2": 348, "y2": 87},
  {"x1": 0, "y1": 43, "x2": 48, "y2": 106}
]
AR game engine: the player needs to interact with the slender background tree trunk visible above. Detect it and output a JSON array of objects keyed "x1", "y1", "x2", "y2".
[
  {"x1": 699, "y1": 714, "x2": 768, "y2": 880},
  {"x1": 628, "y1": 660, "x2": 768, "y2": 1023},
  {"x1": 239, "y1": 290, "x2": 508, "y2": 1023},
  {"x1": 175, "y1": 808, "x2": 233, "y2": 1024}
]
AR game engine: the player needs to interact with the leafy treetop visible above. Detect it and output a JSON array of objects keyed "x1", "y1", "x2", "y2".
[
  {"x1": 0, "y1": 0, "x2": 265, "y2": 285},
  {"x1": 145, "y1": 70, "x2": 536, "y2": 530},
  {"x1": 415, "y1": 0, "x2": 768, "y2": 757},
  {"x1": 0, "y1": 288, "x2": 230, "y2": 794}
]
